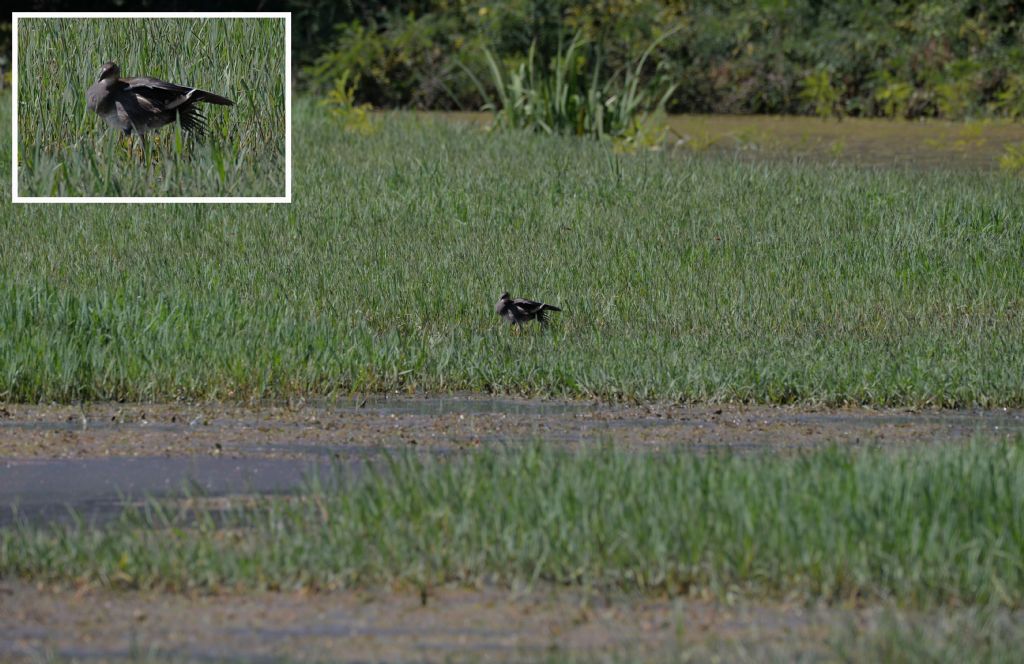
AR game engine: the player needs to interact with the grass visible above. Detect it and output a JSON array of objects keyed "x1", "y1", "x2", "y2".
[
  {"x1": 480, "y1": 29, "x2": 677, "y2": 147},
  {"x1": 15, "y1": 16, "x2": 286, "y2": 198},
  {"x1": 828, "y1": 608, "x2": 1024, "y2": 664},
  {"x1": 3, "y1": 440, "x2": 1024, "y2": 607},
  {"x1": 2, "y1": 96, "x2": 1024, "y2": 405}
]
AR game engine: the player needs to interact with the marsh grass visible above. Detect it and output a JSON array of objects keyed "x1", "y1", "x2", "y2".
[
  {"x1": 829, "y1": 608, "x2": 1024, "y2": 664},
  {"x1": 2, "y1": 98, "x2": 1023, "y2": 405},
  {"x1": 3, "y1": 440, "x2": 1024, "y2": 607},
  {"x1": 15, "y1": 16, "x2": 286, "y2": 198},
  {"x1": 480, "y1": 30, "x2": 677, "y2": 148}
]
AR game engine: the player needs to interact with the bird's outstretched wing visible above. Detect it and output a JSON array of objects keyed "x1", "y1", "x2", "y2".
[
  {"x1": 514, "y1": 299, "x2": 561, "y2": 313},
  {"x1": 124, "y1": 77, "x2": 234, "y2": 107},
  {"x1": 512, "y1": 298, "x2": 562, "y2": 323},
  {"x1": 511, "y1": 298, "x2": 546, "y2": 315}
]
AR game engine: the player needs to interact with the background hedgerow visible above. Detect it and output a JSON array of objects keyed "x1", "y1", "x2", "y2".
[{"x1": 4, "y1": 1, "x2": 1024, "y2": 119}]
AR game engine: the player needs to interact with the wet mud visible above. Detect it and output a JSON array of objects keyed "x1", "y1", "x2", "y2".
[
  {"x1": 0, "y1": 579, "x2": 875, "y2": 662},
  {"x1": 2, "y1": 396, "x2": 1021, "y2": 461},
  {"x1": 4, "y1": 397, "x2": 1023, "y2": 661},
  {"x1": 3, "y1": 579, "x2": 1019, "y2": 663},
  {"x1": 2, "y1": 396, "x2": 1021, "y2": 527}
]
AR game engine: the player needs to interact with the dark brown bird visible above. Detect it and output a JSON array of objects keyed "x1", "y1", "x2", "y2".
[
  {"x1": 86, "y1": 61, "x2": 233, "y2": 138},
  {"x1": 496, "y1": 292, "x2": 562, "y2": 329}
]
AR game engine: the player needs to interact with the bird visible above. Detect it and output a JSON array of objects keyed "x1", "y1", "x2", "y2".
[
  {"x1": 86, "y1": 61, "x2": 233, "y2": 140},
  {"x1": 495, "y1": 292, "x2": 562, "y2": 330}
]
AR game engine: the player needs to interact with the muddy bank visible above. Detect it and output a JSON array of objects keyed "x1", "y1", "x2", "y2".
[
  {"x1": 3, "y1": 579, "x2": 1020, "y2": 663},
  {"x1": 0, "y1": 456, "x2": 354, "y2": 527},
  {"x1": 1, "y1": 396, "x2": 1021, "y2": 461},
  {"x1": 0, "y1": 580, "x2": 862, "y2": 663},
  {"x1": 3, "y1": 396, "x2": 1021, "y2": 526}
]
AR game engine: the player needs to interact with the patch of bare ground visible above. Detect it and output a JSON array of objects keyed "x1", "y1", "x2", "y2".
[
  {"x1": 5, "y1": 580, "x2": 1021, "y2": 662},
  {"x1": 0, "y1": 579, "x2": 876, "y2": 662},
  {"x1": 1, "y1": 396, "x2": 1022, "y2": 460}
]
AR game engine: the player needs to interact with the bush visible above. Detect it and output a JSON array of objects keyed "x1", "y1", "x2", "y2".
[
  {"x1": 304, "y1": 0, "x2": 1024, "y2": 119},
  {"x1": 480, "y1": 30, "x2": 676, "y2": 147}
]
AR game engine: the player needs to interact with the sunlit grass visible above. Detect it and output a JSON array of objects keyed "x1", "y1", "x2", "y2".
[
  {"x1": 4, "y1": 440, "x2": 1024, "y2": 607},
  {"x1": 2, "y1": 97, "x2": 1023, "y2": 404},
  {"x1": 15, "y1": 16, "x2": 286, "y2": 198}
]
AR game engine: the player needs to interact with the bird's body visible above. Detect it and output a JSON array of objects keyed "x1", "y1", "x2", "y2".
[
  {"x1": 496, "y1": 292, "x2": 562, "y2": 328},
  {"x1": 86, "y1": 62, "x2": 233, "y2": 138}
]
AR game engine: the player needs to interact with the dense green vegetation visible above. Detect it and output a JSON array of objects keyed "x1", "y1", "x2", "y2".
[
  {"x1": 5, "y1": 2, "x2": 1024, "y2": 119},
  {"x1": 305, "y1": 0, "x2": 1024, "y2": 119},
  {"x1": 827, "y1": 609, "x2": 1024, "y2": 664},
  {"x1": 4, "y1": 440, "x2": 1024, "y2": 606},
  {"x1": 481, "y1": 29, "x2": 679, "y2": 145},
  {"x1": 3, "y1": 97, "x2": 1023, "y2": 404},
  {"x1": 16, "y1": 17, "x2": 286, "y2": 197}
]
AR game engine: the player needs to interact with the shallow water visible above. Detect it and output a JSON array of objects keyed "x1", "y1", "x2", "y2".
[
  {"x1": 4, "y1": 397, "x2": 1023, "y2": 661},
  {"x1": 2, "y1": 397, "x2": 1023, "y2": 527},
  {"x1": 0, "y1": 456, "x2": 342, "y2": 527}
]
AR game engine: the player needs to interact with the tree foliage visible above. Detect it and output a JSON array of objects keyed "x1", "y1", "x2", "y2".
[
  {"x1": 307, "y1": 0, "x2": 1024, "y2": 118},
  {"x1": 5, "y1": 1, "x2": 1023, "y2": 117}
]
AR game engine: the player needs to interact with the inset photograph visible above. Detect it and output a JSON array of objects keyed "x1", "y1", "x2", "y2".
[{"x1": 13, "y1": 12, "x2": 290, "y2": 202}]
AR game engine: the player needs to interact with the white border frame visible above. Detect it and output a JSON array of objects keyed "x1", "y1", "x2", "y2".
[{"x1": 11, "y1": 11, "x2": 292, "y2": 204}]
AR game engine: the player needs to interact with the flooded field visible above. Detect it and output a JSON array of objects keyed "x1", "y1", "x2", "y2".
[
  {"x1": 3, "y1": 396, "x2": 1021, "y2": 461},
  {"x1": 6, "y1": 110, "x2": 1023, "y2": 660},
  {"x1": 2, "y1": 396, "x2": 1023, "y2": 527},
  {"x1": 4, "y1": 399, "x2": 1024, "y2": 661}
]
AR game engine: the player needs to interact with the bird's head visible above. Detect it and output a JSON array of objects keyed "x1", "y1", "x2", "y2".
[
  {"x1": 97, "y1": 62, "x2": 120, "y2": 82},
  {"x1": 499, "y1": 292, "x2": 510, "y2": 301}
]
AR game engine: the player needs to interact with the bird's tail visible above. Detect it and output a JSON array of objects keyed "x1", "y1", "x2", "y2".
[
  {"x1": 193, "y1": 89, "x2": 234, "y2": 106},
  {"x1": 537, "y1": 304, "x2": 561, "y2": 325}
]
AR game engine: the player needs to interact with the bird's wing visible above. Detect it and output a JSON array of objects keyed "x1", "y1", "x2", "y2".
[
  {"x1": 129, "y1": 93, "x2": 163, "y2": 114},
  {"x1": 124, "y1": 77, "x2": 233, "y2": 107},
  {"x1": 189, "y1": 88, "x2": 234, "y2": 106},
  {"x1": 512, "y1": 298, "x2": 545, "y2": 314},
  {"x1": 124, "y1": 76, "x2": 192, "y2": 99}
]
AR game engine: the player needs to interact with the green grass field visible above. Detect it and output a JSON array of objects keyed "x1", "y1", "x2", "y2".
[
  {"x1": 2, "y1": 96, "x2": 1023, "y2": 405},
  {"x1": 4, "y1": 440, "x2": 1023, "y2": 607},
  {"x1": 15, "y1": 16, "x2": 286, "y2": 198}
]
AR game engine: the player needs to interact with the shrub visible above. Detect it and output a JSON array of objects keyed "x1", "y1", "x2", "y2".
[{"x1": 481, "y1": 30, "x2": 677, "y2": 147}]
